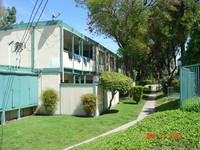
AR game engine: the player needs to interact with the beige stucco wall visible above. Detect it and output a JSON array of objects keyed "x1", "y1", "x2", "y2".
[
  {"x1": 34, "y1": 25, "x2": 60, "y2": 69},
  {"x1": 38, "y1": 73, "x2": 61, "y2": 114},
  {"x1": 60, "y1": 84, "x2": 94, "y2": 116},
  {"x1": 0, "y1": 25, "x2": 60, "y2": 69},
  {"x1": 0, "y1": 28, "x2": 32, "y2": 68},
  {"x1": 60, "y1": 84, "x2": 119, "y2": 116}
]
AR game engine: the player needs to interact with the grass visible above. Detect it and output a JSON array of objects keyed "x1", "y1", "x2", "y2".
[
  {"x1": 182, "y1": 97, "x2": 200, "y2": 112},
  {"x1": 143, "y1": 87, "x2": 151, "y2": 99},
  {"x1": 74, "y1": 92, "x2": 200, "y2": 150},
  {"x1": 0, "y1": 97, "x2": 145, "y2": 150}
]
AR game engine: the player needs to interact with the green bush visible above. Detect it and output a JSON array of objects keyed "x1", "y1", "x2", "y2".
[
  {"x1": 171, "y1": 79, "x2": 180, "y2": 93},
  {"x1": 100, "y1": 71, "x2": 132, "y2": 111},
  {"x1": 132, "y1": 70, "x2": 138, "y2": 81},
  {"x1": 146, "y1": 80, "x2": 152, "y2": 84},
  {"x1": 81, "y1": 93, "x2": 97, "y2": 116},
  {"x1": 40, "y1": 89, "x2": 59, "y2": 114},
  {"x1": 182, "y1": 97, "x2": 200, "y2": 112},
  {"x1": 132, "y1": 86, "x2": 143, "y2": 104}
]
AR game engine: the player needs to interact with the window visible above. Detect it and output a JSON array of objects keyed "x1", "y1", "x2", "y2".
[
  {"x1": 99, "y1": 51, "x2": 105, "y2": 65},
  {"x1": 110, "y1": 57, "x2": 114, "y2": 68}
]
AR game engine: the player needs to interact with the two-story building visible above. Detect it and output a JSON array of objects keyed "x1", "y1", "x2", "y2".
[{"x1": 0, "y1": 20, "x2": 119, "y2": 124}]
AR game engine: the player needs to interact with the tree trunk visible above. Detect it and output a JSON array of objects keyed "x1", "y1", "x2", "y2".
[
  {"x1": 107, "y1": 92, "x2": 116, "y2": 112},
  {"x1": 180, "y1": 42, "x2": 185, "y2": 57}
]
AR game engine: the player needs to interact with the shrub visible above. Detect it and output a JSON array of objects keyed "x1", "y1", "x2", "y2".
[
  {"x1": 100, "y1": 71, "x2": 132, "y2": 111},
  {"x1": 182, "y1": 97, "x2": 200, "y2": 112},
  {"x1": 171, "y1": 79, "x2": 180, "y2": 93},
  {"x1": 146, "y1": 80, "x2": 152, "y2": 84},
  {"x1": 40, "y1": 89, "x2": 59, "y2": 114},
  {"x1": 132, "y1": 86, "x2": 143, "y2": 104},
  {"x1": 132, "y1": 70, "x2": 138, "y2": 81},
  {"x1": 81, "y1": 93, "x2": 97, "y2": 116}
]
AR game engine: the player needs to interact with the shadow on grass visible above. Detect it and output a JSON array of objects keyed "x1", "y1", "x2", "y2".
[
  {"x1": 143, "y1": 95, "x2": 149, "y2": 100},
  {"x1": 101, "y1": 109, "x2": 119, "y2": 116},
  {"x1": 156, "y1": 93, "x2": 167, "y2": 100},
  {"x1": 123, "y1": 102, "x2": 138, "y2": 105},
  {"x1": 156, "y1": 99, "x2": 180, "y2": 112}
]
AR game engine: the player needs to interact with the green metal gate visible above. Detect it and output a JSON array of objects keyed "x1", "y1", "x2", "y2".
[
  {"x1": 180, "y1": 64, "x2": 200, "y2": 106},
  {"x1": 0, "y1": 73, "x2": 38, "y2": 124}
]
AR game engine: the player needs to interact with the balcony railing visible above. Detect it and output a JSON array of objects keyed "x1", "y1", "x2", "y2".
[{"x1": 63, "y1": 51, "x2": 95, "y2": 72}]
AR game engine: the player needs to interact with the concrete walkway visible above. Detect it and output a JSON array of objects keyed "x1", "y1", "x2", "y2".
[{"x1": 64, "y1": 85, "x2": 157, "y2": 150}]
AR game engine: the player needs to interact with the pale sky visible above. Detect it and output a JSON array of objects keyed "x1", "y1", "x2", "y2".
[{"x1": 3, "y1": 0, "x2": 119, "y2": 53}]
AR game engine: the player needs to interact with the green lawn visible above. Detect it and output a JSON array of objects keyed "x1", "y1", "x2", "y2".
[
  {"x1": 75, "y1": 95, "x2": 200, "y2": 150},
  {"x1": 0, "y1": 97, "x2": 145, "y2": 150}
]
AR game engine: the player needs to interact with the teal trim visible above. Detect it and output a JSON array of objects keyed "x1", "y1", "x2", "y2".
[
  {"x1": 181, "y1": 63, "x2": 200, "y2": 68},
  {"x1": 31, "y1": 27, "x2": 35, "y2": 69},
  {"x1": 17, "y1": 108, "x2": 20, "y2": 119},
  {"x1": 41, "y1": 68, "x2": 60, "y2": 73},
  {"x1": 79, "y1": 75, "x2": 81, "y2": 84},
  {"x1": 0, "y1": 104, "x2": 38, "y2": 113},
  {"x1": 0, "y1": 20, "x2": 60, "y2": 31},
  {"x1": 73, "y1": 75, "x2": 76, "y2": 84},
  {"x1": 64, "y1": 67, "x2": 98, "y2": 75},
  {"x1": 81, "y1": 39, "x2": 83, "y2": 56},
  {"x1": 0, "y1": 70, "x2": 38, "y2": 76},
  {"x1": 72, "y1": 34, "x2": 75, "y2": 73},
  {"x1": 60, "y1": 83, "x2": 96, "y2": 86},
  {"x1": 93, "y1": 84, "x2": 97, "y2": 94},
  {"x1": 60, "y1": 26, "x2": 63, "y2": 73},
  {"x1": 1, "y1": 111, "x2": 5, "y2": 124},
  {"x1": 84, "y1": 75, "x2": 86, "y2": 84},
  {"x1": 0, "y1": 65, "x2": 36, "y2": 73}
]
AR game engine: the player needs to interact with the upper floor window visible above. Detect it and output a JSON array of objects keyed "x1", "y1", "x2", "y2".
[
  {"x1": 99, "y1": 51, "x2": 105, "y2": 65},
  {"x1": 110, "y1": 57, "x2": 114, "y2": 68}
]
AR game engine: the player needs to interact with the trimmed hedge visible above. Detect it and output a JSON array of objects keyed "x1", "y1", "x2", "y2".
[
  {"x1": 81, "y1": 93, "x2": 97, "y2": 116},
  {"x1": 182, "y1": 97, "x2": 200, "y2": 112},
  {"x1": 40, "y1": 89, "x2": 59, "y2": 114},
  {"x1": 132, "y1": 86, "x2": 143, "y2": 104},
  {"x1": 146, "y1": 80, "x2": 152, "y2": 84}
]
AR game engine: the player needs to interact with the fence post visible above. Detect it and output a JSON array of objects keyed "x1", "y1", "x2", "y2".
[{"x1": 180, "y1": 67, "x2": 183, "y2": 107}]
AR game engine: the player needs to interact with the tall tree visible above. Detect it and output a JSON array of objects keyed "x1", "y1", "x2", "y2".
[
  {"x1": 2, "y1": 6, "x2": 16, "y2": 25},
  {"x1": 149, "y1": 0, "x2": 200, "y2": 85},
  {"x1": 75, "y1": 0, "x2": 150, "y2": 77},
  {"x1": 181, "y1": 12, "x2": 200, "y2": 65}
]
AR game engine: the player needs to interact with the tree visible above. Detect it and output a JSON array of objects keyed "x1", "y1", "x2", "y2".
[
  {"x1": 0, "y1": 0, "x2": 6, "y2": 26},
  {"x1": 75, "y1": 0, "x2": 150, "y2": 77},
  {"x1": 149, "y1": 0, "x2": 200, "y2": 86},
  {"x1": 181, "y1": 12, "x2": 200, "y2": 65},
  {"x1": 100, "y1": 71, "x2": 132, "y2": 111},
  {"x1": 0, "y1": 6, "x2": 16, "y2": 26}
]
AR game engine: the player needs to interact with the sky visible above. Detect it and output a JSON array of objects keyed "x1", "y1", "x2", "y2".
[{"x1": 3, "y1": 0, "x2": 119, "y2": 53}]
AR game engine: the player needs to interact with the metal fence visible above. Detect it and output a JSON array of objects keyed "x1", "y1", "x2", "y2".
[
  {"x1": 167, "y1": 87, "x2": 180, "y2": 99},
  {"x1": 180, "y1": 64, "x2": 200, "y2": 106}
]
